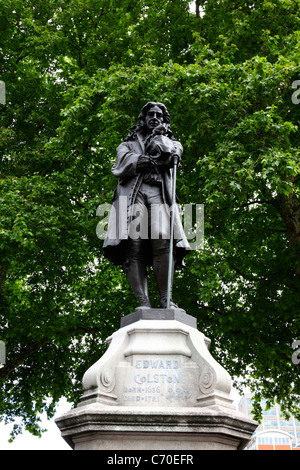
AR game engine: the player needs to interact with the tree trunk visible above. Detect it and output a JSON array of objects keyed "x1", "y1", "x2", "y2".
[
  {"x1": 195, "y1": 0, "x2": 200, "y2": 18},
  {"x1": 0, "y1": 266, "x2": 6, "y2": 294}
]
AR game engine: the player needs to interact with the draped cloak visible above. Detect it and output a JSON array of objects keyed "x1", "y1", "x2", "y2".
[{"x1": 103, "y1": 132, "x2": 191, "y2": 269}]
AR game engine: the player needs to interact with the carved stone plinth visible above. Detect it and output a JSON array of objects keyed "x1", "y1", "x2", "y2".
[{"x1": 56, "y1": 309, "x2": 257, "y2": 450}]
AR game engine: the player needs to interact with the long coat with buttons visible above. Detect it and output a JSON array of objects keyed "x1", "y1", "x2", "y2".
[{"x1": 103, "y1": 132, "x2": 190, "y2": 269}]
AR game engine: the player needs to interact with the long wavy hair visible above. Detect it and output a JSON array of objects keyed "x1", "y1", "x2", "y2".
[{"x1": 124, "y1": 102, "x2": 175, "y2": 141}]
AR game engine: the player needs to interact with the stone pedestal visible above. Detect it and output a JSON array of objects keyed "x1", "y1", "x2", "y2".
[{"x1": 56, "y1": 309, "x2": 257, "y2": 450}]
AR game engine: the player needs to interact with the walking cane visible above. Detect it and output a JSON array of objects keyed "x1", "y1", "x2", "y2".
[{"x1": 166, "y1": 154, "x2": 179, "y2": 309}]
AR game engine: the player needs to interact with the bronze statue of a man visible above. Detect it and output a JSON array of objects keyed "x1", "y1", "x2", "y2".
[{"x1": 103, "y1": 102, "x2": 190, "y2": 309}]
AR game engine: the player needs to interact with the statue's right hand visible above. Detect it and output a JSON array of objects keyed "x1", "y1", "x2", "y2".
[{"x1": 137, "y1": 155, "x2": 155, "y2": 170}]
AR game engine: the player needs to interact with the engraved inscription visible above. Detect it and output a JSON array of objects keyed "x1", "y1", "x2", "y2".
[
  {"x1": 134, "y1": 359, "x2": 180, "y2": 387},
  {"x1": 166, "y1": 388, "x2": 192, "y2": 402},
  {"x1": 134, "y1": 373, "x2": 180, "y2": 384},
  {"x1": 123, "y1": 385, "x2": 161, "y2": 403},
  {"x1": 121, "y1": 356, "x2": 193, "y2": 405},
  {"x1": 135, "y1": 359, "x2": 179, "y2": 369}
]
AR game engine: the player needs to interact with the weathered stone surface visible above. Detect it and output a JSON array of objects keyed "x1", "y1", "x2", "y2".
[
  {"x1": 55, "y1": 311, "x2": 258, "y2": 450},
  {"x1": 80, "y1": 316, "x2": 230, "y2": 409},
  {"x1": 55, "y1": 403, "x2": 257, "y2": 450}
]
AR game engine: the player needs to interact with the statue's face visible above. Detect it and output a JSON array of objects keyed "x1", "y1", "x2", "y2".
[{"x1": 145, "y1": 105, "x2": 164, "y2": 131}]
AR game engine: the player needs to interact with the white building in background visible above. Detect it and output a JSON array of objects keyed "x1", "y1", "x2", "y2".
[{"x1": 238, "y1": 393, "x2": 300, "y2": 450}]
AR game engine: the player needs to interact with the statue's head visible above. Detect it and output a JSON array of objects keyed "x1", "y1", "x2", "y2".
[
  {"x1": 137, "y1": 102, "x2": 171, "y2": 132},
  {"x1": 125, "y1": 102, "x2": 173, "y2": 141}
]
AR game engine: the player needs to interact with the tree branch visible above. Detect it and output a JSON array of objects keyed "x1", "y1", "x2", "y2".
[
  {"x1": 195, "y1": 0, "x2": 200, "y2": 18},
  {"x1": 0, "y1": 326, "x2": 102, "y2": 380},
  {"x1": 212, "y1": 199, "x2": 273, "y2": 214},
  {"x1": 0, "y1": 266, "x2": 7, "y2": 295}
]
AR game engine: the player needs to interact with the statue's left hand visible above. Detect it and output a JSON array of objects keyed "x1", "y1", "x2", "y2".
[{"x1": 155, "y1": 153, "x2": 180, "y2": 169}]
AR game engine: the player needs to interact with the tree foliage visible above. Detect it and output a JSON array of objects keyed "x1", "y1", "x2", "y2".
[{"x1": 0, "y1": 0, "x2": 299, "y2": 438}]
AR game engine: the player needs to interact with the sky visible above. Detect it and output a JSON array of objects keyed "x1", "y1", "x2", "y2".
[{"x1": 0, "y1": 398, "x2": 71, "y2": 450}]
